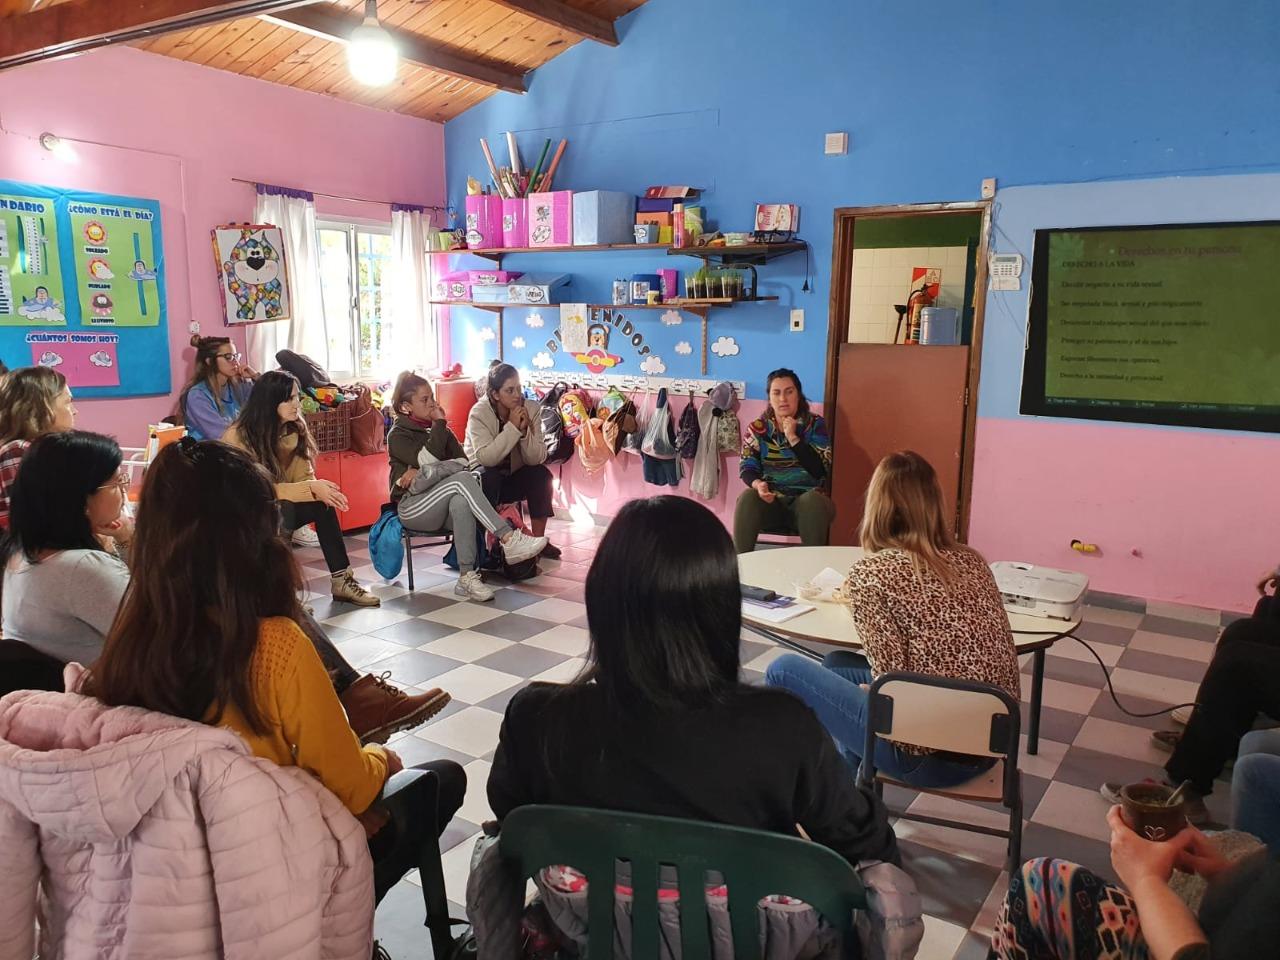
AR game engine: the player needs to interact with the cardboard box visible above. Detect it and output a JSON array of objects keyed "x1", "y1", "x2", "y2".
[
  {"x1": 501, "y1": 198, "x2": 527, "y2": 248},
  {"x1": 466, "y1": 269, "x2": 522, "y2": 285},
  {"x1": 527, "y1": 191, "x2": 573, "y2": 246},
  {"x1": 573, "y1": 190, "x2": 635, "y2": 245},
  {"x1": 472, "y1": 273, "x2": 570, "y2": 305},
  {"x1": 754, "y1": 203, "x2": 799, "y2": 233},
  {"x1": 637, "y1": 197, "x2": 677, "y2": 213},
  {"x1": 635, "y1": 211, "x2": 673, "y2": 228},
  {"x1": 658, "y1": 225, "x2": 674, "y2": 244},
  {"x1": 644, "y1": 185, "x2": 701, "y2": 199},
  {"x1": 464, "y1": 194, "x2": 503, "y2": 249},
  {"x1": 657, "y1": 268, "x2": 679, "y2": 300},
  {"x1": 433, "y1": 271, "x2": 472, "y2": 301}
]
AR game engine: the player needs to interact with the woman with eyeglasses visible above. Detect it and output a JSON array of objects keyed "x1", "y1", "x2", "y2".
[
  {"x1": 225, "y1": 370, "x2": 379, "y2": 607},
  {"x1": 0, "y1": 431, "x2": 131, "y2": 666},
  {"x1": 179, "y1": 335, "x2": 259, "y2": 442}
]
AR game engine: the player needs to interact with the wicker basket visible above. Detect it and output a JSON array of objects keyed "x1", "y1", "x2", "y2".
[{"x1": 305, "y1": 403, "x2": 353, "y2": 452}]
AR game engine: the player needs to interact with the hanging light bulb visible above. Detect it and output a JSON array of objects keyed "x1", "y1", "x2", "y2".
[{"x1": 347, "y1": 0, "x2": 398, "y2": 87}]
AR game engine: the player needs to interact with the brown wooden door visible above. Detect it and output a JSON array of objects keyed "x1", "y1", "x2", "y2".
[{"x1": 829, "y1": 344, "x2": 970, "y2": 545}]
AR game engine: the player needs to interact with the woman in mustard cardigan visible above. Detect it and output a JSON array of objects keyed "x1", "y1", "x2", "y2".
[{"x1": 224, "y1": 370, "x2": 378, "y2": 607}]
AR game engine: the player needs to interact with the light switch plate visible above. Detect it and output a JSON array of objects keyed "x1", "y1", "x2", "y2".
[
  {"x1": 824, "y1": 132, "x2": 848, "y2": 155},
  {"x1": 790, "y1": 309, "x2": 805, "y2": 332}
]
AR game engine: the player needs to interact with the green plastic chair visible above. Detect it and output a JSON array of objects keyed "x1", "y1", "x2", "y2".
[{"x1": 499, "y1": 805, "x2": 868, "y2": 960}]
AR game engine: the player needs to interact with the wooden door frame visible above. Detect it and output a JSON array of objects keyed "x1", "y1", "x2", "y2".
[{"x1": 823, "y1": 199, "x2": 993, "y2": 540}]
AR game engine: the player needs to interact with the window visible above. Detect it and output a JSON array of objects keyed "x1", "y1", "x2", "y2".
[{"x1": 317, "y1": 220, "x2": 393, "y2": 378}]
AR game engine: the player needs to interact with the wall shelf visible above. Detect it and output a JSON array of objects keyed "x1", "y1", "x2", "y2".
[
  {"x1": 431, "y1": 296, "x2": 777, "y2": 374},
  {"x1": 668, "y1": 241, "x2": 807, "y2": 266},
  {"x1": 435, "y1": 242, "x2": 674, "y2": 262}
]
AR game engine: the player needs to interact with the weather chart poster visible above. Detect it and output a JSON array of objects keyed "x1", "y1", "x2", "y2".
[{"x1": 0, "y1": 179, "x2": 169, "y2": 398}]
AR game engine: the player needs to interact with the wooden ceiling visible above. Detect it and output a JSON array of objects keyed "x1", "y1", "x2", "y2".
[{"x1": 0, "y1": 0, "x2": 648, "y2": 122}]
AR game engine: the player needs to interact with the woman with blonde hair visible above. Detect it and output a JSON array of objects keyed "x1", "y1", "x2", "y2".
[
  {"x1": 765, "y1": 450, "x2": 1019, "y2": 788},
  {"x1": 0, "y1": 366, "x2": 78, "y2": 530}
]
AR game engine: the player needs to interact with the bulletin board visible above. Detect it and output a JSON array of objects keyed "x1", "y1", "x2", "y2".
[{"x1": 0, "y1": 178, "x2": 170, "y2": 398}]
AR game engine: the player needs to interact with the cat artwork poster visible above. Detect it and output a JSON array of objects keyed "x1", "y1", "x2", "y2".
[{"x1": 211, "y1": 224, "x2": 291, "y2": 325}]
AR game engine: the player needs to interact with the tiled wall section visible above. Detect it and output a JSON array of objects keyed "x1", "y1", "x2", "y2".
[{"x1": 849, "y1": 245, "x2": 970, "y2": 343}]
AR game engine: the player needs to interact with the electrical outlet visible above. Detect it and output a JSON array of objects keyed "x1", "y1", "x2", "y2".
[
  {"x1": 824, "y1": 132, "x2": 848, "y2": 155},
  {"x1": 981, "y1": 177, "x2": 997, "y2": 199},
  {"x1": 790, "y1": 309, "x2": 804, "y2": 332}
]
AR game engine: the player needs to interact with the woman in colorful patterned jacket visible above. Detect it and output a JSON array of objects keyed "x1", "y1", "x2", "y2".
[{"x1": 734, "y1": 367, "x2": 835, "y2": 553}]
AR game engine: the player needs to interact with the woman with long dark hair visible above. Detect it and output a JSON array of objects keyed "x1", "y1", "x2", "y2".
[
  {"x1": 487, "y1": 495, "x2": 897, "y2": 867},
  {"x1": 178, "y1": 335, "x2": 259, "y2": 441},
  {"x1": 1, "y1": 431, "x2": 443, "y2": 742},
  {"x1": 734, "y1": 367, "x2": 835, "y2": 553},
  {"x1": 83, "y1": 439, "x2": 465, "y2": 904},
  {"x1": 766, "y1": 451, "x2": 1019, "y2": 788},
  {"x1": 464, "y1": 362, "x2": 560, "y2": 559},
  {"x1": 225, "y1": 370, "x2": 378, "y2": 607},
  {"x1": 0, "y1": 431, "x2": 130, "y2": 664},
  {"x1": 0, "y1": 366, "x2": 78, "y2": 530}
]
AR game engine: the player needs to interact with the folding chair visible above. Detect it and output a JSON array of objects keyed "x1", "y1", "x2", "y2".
[
  {"x1": 384, "y1": 500, "x2": 453, "y2": 592},
  {"x1": 856, "y1": 671, "x2": 1023, "y2": 874}
]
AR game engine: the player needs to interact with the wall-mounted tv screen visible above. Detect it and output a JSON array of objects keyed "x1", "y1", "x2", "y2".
[{"x1": 1020, "y1": 221, "x2": 1280, "y2": 433}]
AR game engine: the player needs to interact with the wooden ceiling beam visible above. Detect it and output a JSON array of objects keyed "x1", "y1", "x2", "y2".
[
  {"x1": 0, "y1": 0, "x2": 316, "y2": 70},
  {"x1": 487, "y1": 0, "x2": 618, "y2": 47},
  {"x1": 262, "y1": 3, "x2": 526, "y2": 94}
]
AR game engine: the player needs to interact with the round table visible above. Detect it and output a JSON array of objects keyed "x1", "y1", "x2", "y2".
[{"x1": 738, "y1": 546, "x2": 1080, "y2": 756}]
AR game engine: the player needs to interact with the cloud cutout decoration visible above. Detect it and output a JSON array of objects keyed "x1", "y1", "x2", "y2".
[
  {"x1": 674, "y1": 340, "x2": 693, "y2": 355},
  {"x1": 478, "y1": 326, "x2": 496, "y2": 341},
  {"x1": 525, "y1": 312, "x2": 545, "y2": 328},
  {"x1": 89, "y1": 351, "x2": 114, "y2": 367},
  {"x1": 512, "y1": 336, "x2": 526, "y2": 349},
  {"x1": 532, "y1": 351, "x2": 554, "y2": 369},
  {"x1": 640, "y1": 355, "x2": 667, "y2": 375},
  {"x1": 37, "y1": 351, "x2": 63, "y2": 367},
  {"x1": 660, "y1": 310, "x2": 682, "y2": 326},
  {"x1": 710, "y1": 336, "x2": 740, "y2": 358}
]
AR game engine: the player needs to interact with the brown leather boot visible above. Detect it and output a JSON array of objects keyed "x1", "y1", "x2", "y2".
[{"x1": 340, "y1": 672, "x2": 450, "y2": 744}]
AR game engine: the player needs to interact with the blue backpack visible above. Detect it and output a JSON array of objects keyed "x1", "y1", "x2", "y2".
[{"x1": 368, "y1": 506, "x2": 404, "y2": 579}]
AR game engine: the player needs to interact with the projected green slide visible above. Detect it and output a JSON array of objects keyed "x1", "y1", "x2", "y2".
[{"x1": 1040, "y1": 224, "x2": 1280, "y2": 415}]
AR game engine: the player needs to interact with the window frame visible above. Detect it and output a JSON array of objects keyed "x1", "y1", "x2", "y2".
[{"x1": 316, "y1": 217, "x2": 393, "y2": 380}]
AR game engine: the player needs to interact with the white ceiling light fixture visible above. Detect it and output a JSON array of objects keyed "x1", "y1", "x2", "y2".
[
  {"x1": 347, "y1": 0, "x2": 399, "y2": 87},
  {"x1": 38, "y1": 132, "x2": 76, "y2": 161}
]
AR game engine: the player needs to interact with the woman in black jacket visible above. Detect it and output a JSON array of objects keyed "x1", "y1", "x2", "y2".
[{"x1": 487, "y1": 494, "x2": 899, "y2": 867}]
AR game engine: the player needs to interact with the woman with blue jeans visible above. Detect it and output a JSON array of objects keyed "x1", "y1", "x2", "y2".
[
  {"x1": 1233, "y1": 728, "x2": 1280, "y2": 853},
  {"x1": 766, "y1": 451, "x2": 1021, "y2": 789}
]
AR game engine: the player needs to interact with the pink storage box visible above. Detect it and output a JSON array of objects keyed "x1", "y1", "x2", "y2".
[
  {"x1": 464, "y1": 194, "x2": 504, "y2": 249},
  {"x1": 502, "y1": 198, "x2": 528, "y2": 247},
  {"x1": 657, "y1": 269, "x2": 679, "y2": 300},
  {"x1": 433, "y1": 271, "x2": 472, "y2": 301},
  {"x1": 527, "y1": 190, "x2": 572, "y2": 247},
  {"x1": 466, "y1": 269, "x2": 523, "y2": 285}
]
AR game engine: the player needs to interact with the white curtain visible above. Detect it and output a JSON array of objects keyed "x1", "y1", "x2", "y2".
[
  {"x1": 247, "y1": 186, "x2": 328, "y2": 372},
  {"x1": 384, "y1": 206, "x2": 436, "y2": 378}
]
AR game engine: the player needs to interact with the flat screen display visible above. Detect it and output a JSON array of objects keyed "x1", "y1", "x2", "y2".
[{"x1": 1020, "y1": 221, "x2": 1280, "y2": 433}]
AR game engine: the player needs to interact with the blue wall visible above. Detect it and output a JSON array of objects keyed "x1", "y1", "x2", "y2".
[{"x1": 444, "y1": 0, "x2": 1280, "y2": 397}]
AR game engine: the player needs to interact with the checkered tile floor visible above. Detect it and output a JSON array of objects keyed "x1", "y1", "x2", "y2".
[{"x1": 299, "y1": 521, "x2": 1237, "y2": 960}]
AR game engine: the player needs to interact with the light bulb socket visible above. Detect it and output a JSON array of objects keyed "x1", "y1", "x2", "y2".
[{"x1": 39, "y1": 132, "x2": 61, "y2": 152}]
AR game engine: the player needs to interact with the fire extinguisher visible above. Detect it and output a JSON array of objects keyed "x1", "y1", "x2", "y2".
[{"x1": 905, "y1": 282, "x2": 934, "y2": 345}]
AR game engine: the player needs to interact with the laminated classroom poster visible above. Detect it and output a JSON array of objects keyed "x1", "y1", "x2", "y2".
[
  {"x1": 68, "y1": 199, "x2": 161, "y2": 327},
  {"x1": 0, "y1": 179, "x2": 169, "y2": 398},
  {"x1": 0, "y1": 192, "x2": 67, "y2": 325}
]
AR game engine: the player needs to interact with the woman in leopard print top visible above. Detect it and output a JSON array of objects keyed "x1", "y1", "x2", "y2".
[{"x1": 766, "y1": 451, "x2": 1019, "y2": 789}]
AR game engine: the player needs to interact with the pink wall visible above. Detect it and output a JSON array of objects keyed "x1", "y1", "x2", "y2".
[
  {"x1": 551, "y1": 398, "x2": 829, "y2": 535},
  {"x1": 0, "y1": 45, "x2": 445, "y2": 445},
  {"x1": 968, "y1": 417, "x2": 1275, "y2": 614}
]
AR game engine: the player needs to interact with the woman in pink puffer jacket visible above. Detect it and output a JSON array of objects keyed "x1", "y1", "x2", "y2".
[{"x1": 0, "y1": 686, "x2": 374, "y2": 960}]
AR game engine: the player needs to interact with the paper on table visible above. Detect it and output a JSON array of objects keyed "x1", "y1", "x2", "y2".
[
  {"x1": 741, "y1": 600, "x2": 815, "y2": 624},
  {"x1": 796, "y1": 567, "x2": 846, "y2": 602}
]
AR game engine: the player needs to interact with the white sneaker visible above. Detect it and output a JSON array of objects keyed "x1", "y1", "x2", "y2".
[
  {"x1": 1171, "y1": 704, "x2": 1193, "y2": 726},
  {"x1": 292, "y1": 525, "x2": 320, "y2": 547},
  {"x1": 454, "y1": 570, "x2": 495, "y2": 602},
  {"x1": 500, "y1": 528, "x2": 549, "y2": 565}
]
